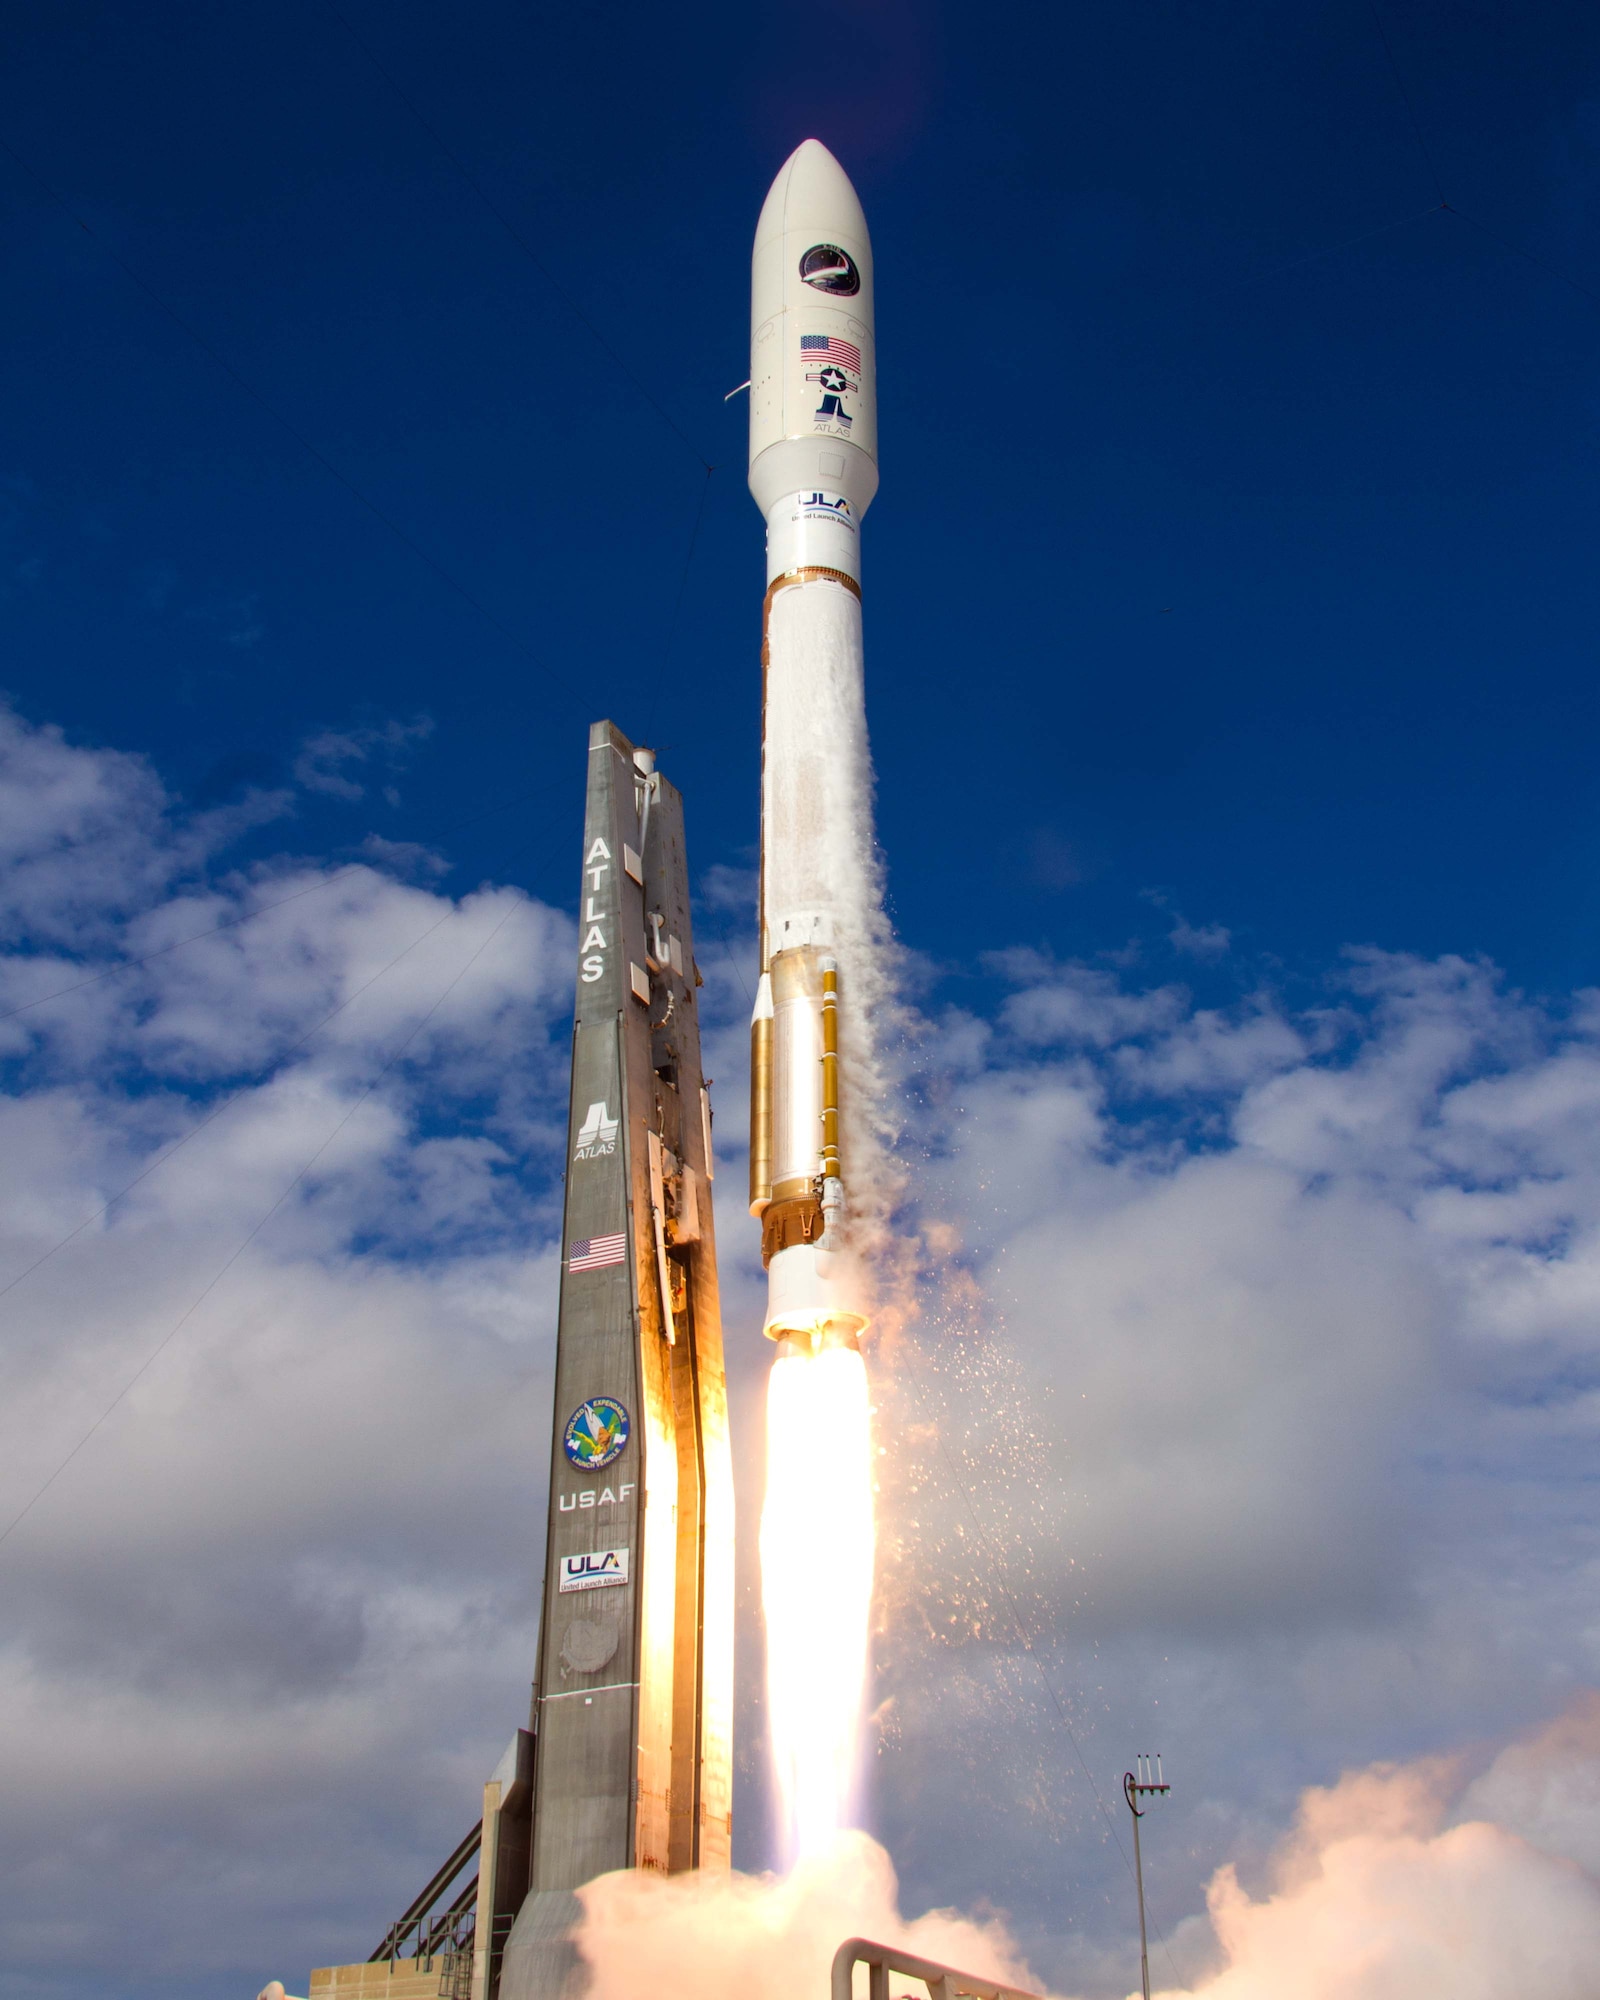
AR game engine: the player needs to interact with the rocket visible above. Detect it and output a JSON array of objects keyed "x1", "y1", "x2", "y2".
[{"x1": 747, "y1": 141, "x2": 878, "y2": 1352}]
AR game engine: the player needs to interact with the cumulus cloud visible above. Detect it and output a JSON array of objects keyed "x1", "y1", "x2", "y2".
[
  {"x1": 0, "y1": 703, "x2": 286, "y2": 949},
  {"x1": 0, "y1": 704, "x2": 573, "y2": 1992},
  {"x1": 293, "y1": 715, "x2": 434, "y2": 802},
  {"x1": 10, "y1": 700, "x2": 1600, "y2": 2000},
  {"x1": 865, "y1": 944, "x2": 1600, "y2": 1988},
  {"x1": 1151, "y1": 1706, "x2": 1600, "y2": 1999},
  {"x1": 1168, "y1": 917, "x2": 1229, "y2": 959}
]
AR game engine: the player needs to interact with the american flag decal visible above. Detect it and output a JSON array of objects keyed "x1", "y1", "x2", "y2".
[
  {"x1": 568, "y1": 1232, "x2": 627, "y2": 1272},
  {"x1": 800, "y1": 333, "x2": 861, "y2": 373}
]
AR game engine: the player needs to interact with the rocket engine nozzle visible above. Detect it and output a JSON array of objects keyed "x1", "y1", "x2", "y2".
[{"x1": 763, "y1": 1246, "x2": 868, "y2": 1350}]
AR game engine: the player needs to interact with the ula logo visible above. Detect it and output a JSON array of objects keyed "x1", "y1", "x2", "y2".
[
  {"x1": 800, "y1": 243, "x2": 860, "y2": 296},
  {"x1": 574, "y1": 1101, "x2": 618, "y2": 1160},
  {"x1": 558, "y1": 1546, "x2": 631, "y2": 1593},
  {"x1": 802, "y1": 493, "x2": 852, "y2": 517}
]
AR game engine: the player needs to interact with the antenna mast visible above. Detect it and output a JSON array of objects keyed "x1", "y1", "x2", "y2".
[{"x1": 1122, "y1": 1754, "x2": 1171, "y2": 2000}]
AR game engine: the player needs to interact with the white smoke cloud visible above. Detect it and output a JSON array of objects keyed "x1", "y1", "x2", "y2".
[
  {"x1": 568, "y1": 1702, "x2": 1600, "y2": 2000},
  {"x1": 575, "y1": 1829, "x2": 1036, "y2": 2000},
  {"x1": 1152, "y1": 1705, "x2": 1600, "y2": 2000}
]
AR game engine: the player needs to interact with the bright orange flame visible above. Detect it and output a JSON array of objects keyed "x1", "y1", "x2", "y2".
[{"x1": 760, "y1": 1342, "x2": 876, "y2": 1866}]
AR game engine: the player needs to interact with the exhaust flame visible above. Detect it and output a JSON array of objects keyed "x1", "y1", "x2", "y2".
[{"x1": 760, "y1": 1340, "x2": 876, "y2": 1866}]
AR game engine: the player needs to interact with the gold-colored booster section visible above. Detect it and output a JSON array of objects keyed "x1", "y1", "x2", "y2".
[
  {"x1": 820, "y1": 960, "x2": 840, "y2": 1183},
  {"x1": 749, "y1": 996, "x2": 774, "y2": 1216},
  {"x1": 753, "y1": 947, "x2": 835, "y2": 1266}
]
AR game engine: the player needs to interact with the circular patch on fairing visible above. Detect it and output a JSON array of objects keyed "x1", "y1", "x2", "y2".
[
  {"x1": 560, "y1": 1618, "x2": 620, "y2": 1675},
  {"x1": 799, "y1": 244, "x2": 860, "y2": 295}
]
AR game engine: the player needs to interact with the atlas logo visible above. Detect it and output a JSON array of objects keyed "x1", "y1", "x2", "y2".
[
  {"x1": 579, "y1": 837, "x2": 611, "y2": 985},
  {"x1": 799, "y1": 243, "x2": 860, "y2": 296},
  {"x1": 574, "y1": 1100, "x2": 619, "y2": 1160}
]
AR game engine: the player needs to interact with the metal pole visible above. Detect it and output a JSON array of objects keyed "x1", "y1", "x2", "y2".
[{"x1": 1124, "y1": 1772, "x2": 1151, "y2": 2000}]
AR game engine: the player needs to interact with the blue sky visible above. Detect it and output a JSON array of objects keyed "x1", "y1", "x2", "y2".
[
  {"x1": 6, "y1": 4, "x2": 1600, "y2": 1998},
  {"x1": 6, "y1": 0, "x2": 1600, "y2": 988}
]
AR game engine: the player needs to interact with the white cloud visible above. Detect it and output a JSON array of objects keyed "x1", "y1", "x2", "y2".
[
  {"x1": 1150, "y1": 1713, "x2": 1600, "y2": 1999},
  {"x1": 9, "y1": 703, "x2": 1600, "y2": 1999},
  {"x1": 0, "y1": 705, "x2": 572, "y2": 1990},
  {"x1": 1169, "y1": 917, "x2": 1230, "y2": 958},
  {"x1": 867, "y1": 942, "x2": 1600, "y2": 1987},
  {"x1": 293, "y1": 716, "x2": 434, "y2": 801}
]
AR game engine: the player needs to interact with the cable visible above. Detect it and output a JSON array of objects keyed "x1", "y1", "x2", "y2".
[
  {"x1": 1357, "y1": 9, "x2": 1600, "y2": 315},
  {"x1": 642, "y1": 462, "x2": 718, "y2": 746},
  {"x1": 669, "y1": 465, "x2": 717, "y2": 656},
  {"x1": 1237, "y1": 202, "x2": 1445, "y2": 291},
  {"x1": 706, "y1": 922, "x2": 754, "y2": 1007},
  {"x1": 1446, "y1": 202, "x2": 1600, "y2": 311},
  {"x1": 0, "y1": 891, "x2": 526, "y2": 1553},
  {"x1": 1367, "y1": 0, "x2": 1449, "y2": 206},
  {"x1": 0, "y1": 808, "x2": 566, "y2": 1304},
  {"x1": 321, "y1": 1, "x2": 712, "y2": 473},
  {"x1": 898, "y1": 1360, "x2": 1188, "y2": 1990}
]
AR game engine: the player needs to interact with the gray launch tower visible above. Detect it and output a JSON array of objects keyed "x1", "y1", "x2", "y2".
[
  {"x1": 309, "y1": 723, "x2": 733, "y2": 2000},
  {"x1": 495, "y1": 723, "x2": 734, "y2": 1997}
]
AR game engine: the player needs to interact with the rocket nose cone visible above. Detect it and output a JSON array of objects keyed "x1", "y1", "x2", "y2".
[
  {"x1": 754, "y1": 139, "x2": 871, "y2": 260},
  {"x1": 748, "y1": 136, "x2": 878, "y2": 513}
]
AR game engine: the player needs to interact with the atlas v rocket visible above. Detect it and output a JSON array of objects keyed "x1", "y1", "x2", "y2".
[
  {"x1": 747, "y1": 140, "x2": 879, "y2": 1352},
  {"x1": 302, "y1": 137, "x2": 882, "y2": 2000}
]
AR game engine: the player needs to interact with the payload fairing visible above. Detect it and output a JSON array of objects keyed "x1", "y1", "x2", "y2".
[{"x1": 748, "y1": 140, "x2": 880, "y2": 1351}]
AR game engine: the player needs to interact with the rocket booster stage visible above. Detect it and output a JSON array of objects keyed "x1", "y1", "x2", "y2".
[{"x1": 747, "y1": 140, "x2": 878, "y2": 1350}]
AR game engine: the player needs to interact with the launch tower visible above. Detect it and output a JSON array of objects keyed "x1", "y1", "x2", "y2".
[
  {"x1": 307, "y1": 723, "x2": 733, "y2": 2000},
  {"x1": 496, "y1": 723, "x2": 734, "y2": 1998}
]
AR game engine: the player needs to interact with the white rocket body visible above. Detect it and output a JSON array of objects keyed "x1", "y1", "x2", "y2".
[{"x1": 748, "y1": 141, "x2": 878, "y2": 1348}]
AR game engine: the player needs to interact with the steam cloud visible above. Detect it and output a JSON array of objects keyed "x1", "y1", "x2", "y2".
[
  {"x1": 1154, "y1": 1698, "x2": 1600, "y2": 2000},
  {"x1": 572, "y1": 1699, "x2": 1600, "y2": 2000},
  {"x1": 574, "y1": 1829, "x2": 1035, "y2": 2000}
]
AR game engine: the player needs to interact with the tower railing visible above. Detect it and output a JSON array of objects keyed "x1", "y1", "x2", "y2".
[
  {"x1": 830, "y1": 1937, "x2": 1040, "y2": 2000},
  {"x1": 369, "y1": 1821, "x2": 482, "y2": 1967}
]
